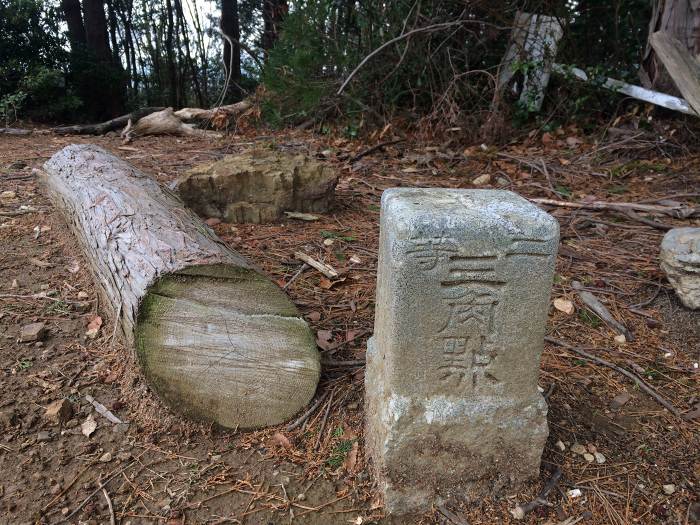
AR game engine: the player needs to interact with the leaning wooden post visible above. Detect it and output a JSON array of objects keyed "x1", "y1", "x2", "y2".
[{"x1": 39, "y1": 144, "x2": 320, "y2": 429}]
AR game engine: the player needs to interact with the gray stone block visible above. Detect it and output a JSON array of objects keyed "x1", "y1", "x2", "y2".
[
  {"x1": 660, "y1": 227, "x2": 700, "y2": 309},
  {"x1": 365, "y1": 188, "x2": 559, "y2": 514}
]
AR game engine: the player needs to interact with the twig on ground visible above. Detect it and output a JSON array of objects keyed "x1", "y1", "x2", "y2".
[
  {"x1": 286, "y1": 391, "x2": 329, "y2": 431},
  {"x1": 42, "y1": 464, "x2": 92, "y2": 513},
  {"x1": 294, "y1": 252, "x2": 339, "y2": 279},
  {"x1": 510, "y1": 468, "x2": 562, "y2": 519},
  {"x1": 85, "y1": 394, "x2": 124, "y2": 424},
  {"x1": 283, "y1": 263, "x2": 309, "y2": 290},
  {"x1": 437, "y1": 503, "x2": 471, "y2": 524},
  {"x1": 349, "y1": 139, "x2": 405, "y2": 162},
  {"x1": 619, "y1": 210, "x2": 673, "y2": 230},
  {"x1": 545, "y1": 337, "x2": 682, "y2": 418},
  {"x1": 314, "y1": 389, "x2": 335, "y2": 451},
  {"x1": 102, "y1": 488, "x2": 115, "y2": 525},
  {"x1": 64, "y1": 461, "x2": 136, "y2": 521},
  {"x1": 321, "y1": 358, "x2": 365, "y2": 368}
]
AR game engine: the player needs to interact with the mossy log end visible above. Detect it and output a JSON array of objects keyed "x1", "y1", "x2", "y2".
[{"x1": 40, "y1": 144, "x2": 320, "y2": 429}]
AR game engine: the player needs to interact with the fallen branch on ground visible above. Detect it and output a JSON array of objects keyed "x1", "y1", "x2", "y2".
[
  {"x1": 510, "y1": 468, "x2": 562, "y2": 519},
  {"x1": 121, "y1": 107, "x2": 222, "y2": 142},
  {"x1": 294, "y1": 252, "x2": 339, "y2": 279},
  {"x1": 530, "y1": 197, "x2": 698, "y2": 218},
  {"x1": 572, "y1": 281, "x2": 633, "y2": 341},
  {"x1": 349, "y1": 139, "x2": 405, "y2": 162},
  {"x1": 52, "y1": 107, "x2": 164, "y2": 135},
  {"x1": 287, "y1": 390, "x2": 329, "y2": 431},
  {"x1": 545, "y1": 337, "x2": 682, "y2": 418},
  {"x1": 0, "y1": 127, "x2": 32, "y2": 135}
]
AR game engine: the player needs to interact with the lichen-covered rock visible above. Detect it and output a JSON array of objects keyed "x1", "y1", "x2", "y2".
[
  {"x1": 660, "y1": 227, "x2": 700, "y2": 309},
  {"x1": 176, "y1": 150, "x2": 338, "y2": 223}
]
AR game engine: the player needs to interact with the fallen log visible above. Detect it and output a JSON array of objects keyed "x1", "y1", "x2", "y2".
[
  {"x1": 174, "y1": 100, "x2": 252, "y2": 120},
  {"x1": 121, "y1": 107, "x2": 222, "y2": 142},
  {"x1": 0, "y1": 127, "x2": 32, "y2": 135},
  {"x1": 52, "y1": 107, "x2": 165, "y2": 135},
  {"x1": 38, "y1": 144, "x2": 320, "y2": 429}
]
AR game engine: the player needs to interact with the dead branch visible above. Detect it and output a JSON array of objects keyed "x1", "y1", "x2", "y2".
[
  {"x1": 174, "y1": 100, "x2": 252, "y2": 120},
  {"x1": 545, "y1": 337, "x2": 682, "y2": 418},
  {"x1": 349, "y1": 139, "x2": 405, "y2": 163},
  {"x1": 571, "y1": 281, "x2": 633, "y2": 341},
  {"x1": 121, "y1": 107, "x2": 222, "y2": 142},
  {"x1": 530, "y1": 197, "x2": 698, "y2": 218},
  {"x1": 0, "y1": 127, "x2": 32, "y2": 135},
  {"x1": 286, "y1": 390, "x2": 329, "y2": 431},
  {"x1": 294, "y1": 252, "x2": 339, "y2": 279},
  {"x1": 510, "y1": 468, "x2": 562, "y2": 519},
  {"x1": 52, "y1": 107, "x2": 165, "y2": 135}
]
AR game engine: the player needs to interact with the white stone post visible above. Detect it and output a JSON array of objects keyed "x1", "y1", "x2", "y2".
[{"x1": 365, "y1": 188, "x2": 559, "y2": 514}]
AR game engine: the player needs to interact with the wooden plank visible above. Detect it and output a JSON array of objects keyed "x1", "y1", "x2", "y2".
[
  {"x1": 552, "y1": 63, "x2": 698, "y2": 117},
  {"x1": 649, "y1": 31, "x2": 700, "y2": 116}
]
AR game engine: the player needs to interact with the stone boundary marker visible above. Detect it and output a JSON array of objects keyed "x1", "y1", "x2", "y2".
[{"x1": 365, "y1": 188, "x2": 559, "y2": 514}]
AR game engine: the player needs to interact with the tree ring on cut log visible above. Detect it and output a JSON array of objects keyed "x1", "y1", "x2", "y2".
[{"x1": 134, "y1": 264, "x2": 320, "y2": 429}]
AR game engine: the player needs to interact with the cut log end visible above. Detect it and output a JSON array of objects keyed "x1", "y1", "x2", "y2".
[{"x1": 134, "y1": 264, "x2": 320, "y2": 429}]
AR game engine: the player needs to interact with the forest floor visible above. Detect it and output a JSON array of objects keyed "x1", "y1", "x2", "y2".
[{"x1": 0, "y1": 122, "x2": 698, "y2": 525}]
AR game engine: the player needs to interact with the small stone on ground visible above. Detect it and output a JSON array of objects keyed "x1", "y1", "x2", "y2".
[{"x1": 19, "y1": 322, "x2": 46, "y2": 342}]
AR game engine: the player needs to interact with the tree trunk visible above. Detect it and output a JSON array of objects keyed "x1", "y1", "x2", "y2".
[
  {"x1": 61, "y1": 0, "x2": 87, "y2": 49},
  {"x1": 175, "y1": 0, "x2": 204, "y2": 106},
  {"x1": 221, "y1": 0, "x2": 242, "y2": 100},
  {"x1": 165, "y1": 0, "x2": 179, "y2": 107},
  {"x1": 83, "y1": 0, "x2": 126, "y2": 118},
  {"x1": 262, "y1": 0, "x2": 288, "y2": 57},
  {"x1": 642, "y1": 0, "x2": 700, "y2": 93},
  {"x1": 83, "y1": 0, "x2": 112, "y2": 61},
  {"x1": 40, "y1": 145, "x2": 320, "y2": 430}
]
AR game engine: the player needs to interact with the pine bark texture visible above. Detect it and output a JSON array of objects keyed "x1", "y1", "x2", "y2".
[{"x1": 39, "y1": 144, "x2": 320, "y2": 429}]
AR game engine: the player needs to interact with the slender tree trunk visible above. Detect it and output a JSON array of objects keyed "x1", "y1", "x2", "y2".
[
  {"x1": 105, "y1": 0, "x2": 120, "y2": 64},
  {"x1": 175, "y1": 0, "x2": 204, "y2": 106},
  {"x1": 165, "y1": 0, "x2": 178, "y2": 107},
  {"x1": 188, "y1": 0, "x2": 209, "y2": 103},
  {"x1": 221, "y1": 0, "x2": 242, "y2": 101}
]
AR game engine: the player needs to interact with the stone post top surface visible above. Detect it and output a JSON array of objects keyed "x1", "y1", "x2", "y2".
[{"x1": 381, "y1": 187, "x2": 558, "y2": 236}]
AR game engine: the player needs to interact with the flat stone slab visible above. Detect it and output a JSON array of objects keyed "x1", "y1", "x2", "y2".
[
  {"x1": 175, "y1": 150, "x2": 338, "y2": 223},
  {"x1": 365, "y1": 188, "x2": 559, "y2": 514},
  {"x1": 660, "y1": 227, "x2": 700, "y2": 309}
]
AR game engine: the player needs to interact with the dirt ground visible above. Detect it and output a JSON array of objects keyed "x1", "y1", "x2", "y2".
[{"x1": 0, "y1": 124, "x2": 698, "y2": 525}]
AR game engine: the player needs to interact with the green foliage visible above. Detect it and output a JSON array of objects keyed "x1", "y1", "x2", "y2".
[
  {"x1": 326, "y1": 439, "x2": 355, "y2": 468},
  {"x1": 0, "y1": 0, "x2": 80, "y2": 121},
  {"x1": 578, "y1": 309, "x2": 602, "y2": 328},
  {"x1": 20, "y1": 67, "x2": 82, "y2": 120},
  {"x1": 261, "y1": 1, "x2": 348, "y2": 125},
  {"x1": 0, "y1": 91, "x2": 26, "y2": 126}
]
